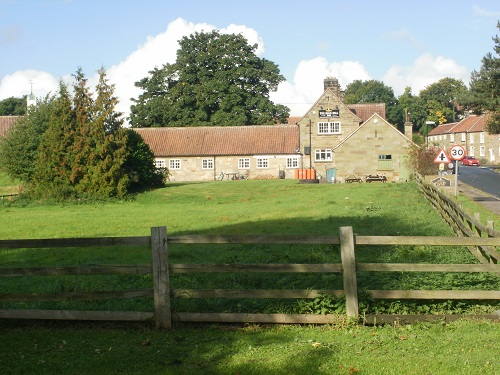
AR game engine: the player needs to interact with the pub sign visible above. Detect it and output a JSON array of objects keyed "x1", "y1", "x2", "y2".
[{"x1": 318, "y1": 108, "x2": 339, "y2": 118}]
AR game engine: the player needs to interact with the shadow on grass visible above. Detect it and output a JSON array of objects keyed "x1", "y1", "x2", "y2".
[{"x1": 0, "y1": 320, "x2": 346, "y2": 374}]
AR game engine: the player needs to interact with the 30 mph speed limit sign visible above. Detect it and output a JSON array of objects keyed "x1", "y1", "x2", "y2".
[{"x1": 449, "y1": 144, "x2": 466, "y2": 161}]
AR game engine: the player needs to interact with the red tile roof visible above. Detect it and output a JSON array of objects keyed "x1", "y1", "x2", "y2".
[
  {"x1": 428, "y1": 114, "x2": 488, "y2": 135},
  {"x1": 288, "y1": 103, "x2": 386, "y2": 125},
  {"x1": 428, "y1": 122, "x2": 459, "y2": 136},
  {"x1": 0, "y1": 116, "x2": 21, "y2": 138},
  {"x1": 346, "y1": 103, "x2": 386, "y2": 122},
  {"x1": 134, "y1": 125, "x2": 300, "y2": 157},
  {"x1": 286, "y1": 116, "x2": 302, "y2": 125}
]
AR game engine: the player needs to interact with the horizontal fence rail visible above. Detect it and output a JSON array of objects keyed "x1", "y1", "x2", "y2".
[
  {"x1": 1, "y1": 227, "x2": 500, "y2": 328},
  {"x1": 416, "y1": 174, "x2": 500, "y2": 264}
]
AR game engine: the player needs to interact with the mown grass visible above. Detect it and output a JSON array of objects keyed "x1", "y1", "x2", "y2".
[
  {"x1": 0, "y1": 320, "x2": 498, "y2": 374},
  {"x1": 1, "y1": 179, "x2": 499, "y2": 315},
  {"x1": 1, "y1": 178, "x2": 500, "y2": 374}
]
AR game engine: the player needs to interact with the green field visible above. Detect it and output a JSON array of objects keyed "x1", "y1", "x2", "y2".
[{"x1": 1, "y1": 178, "x2": 499, "y2": 374}]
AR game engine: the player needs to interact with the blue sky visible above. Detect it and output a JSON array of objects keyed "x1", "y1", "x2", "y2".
[{"x1": 1, "y1": 0, "x2": 500, "y2": 118}]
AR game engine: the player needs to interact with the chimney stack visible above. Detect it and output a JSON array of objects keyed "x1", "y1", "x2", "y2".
[{"x1": 323, "y1": 77, "x2": 345, "y2": 101}]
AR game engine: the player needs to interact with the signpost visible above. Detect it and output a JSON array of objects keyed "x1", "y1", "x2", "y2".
[
  {"x1": 433, "y1": 149, "x2": 450, "y2": 164},
  {"x1": 449, "y1": 144, "x2": 466, "y2": 197}
]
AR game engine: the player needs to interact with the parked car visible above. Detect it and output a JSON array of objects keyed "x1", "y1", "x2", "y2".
[{"x1": 462, "y1": 156, "x2": 480, "y2": 166}]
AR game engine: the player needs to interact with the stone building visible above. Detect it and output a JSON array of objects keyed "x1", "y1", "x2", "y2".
[
  {"x1": 134, "y1": 125, "x2": 300, "y2": 182},
  {"x1": 295, "y1": 78, "x2": 414, "y2": 182},
  {"x1": 135, "y1": 77, "x2": 415, "y2": 182},
  {"x1": 427, "y1": 114, "x2": 500, "y2": 164}
]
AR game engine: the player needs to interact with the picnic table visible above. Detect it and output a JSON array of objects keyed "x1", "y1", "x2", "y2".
[
  {"x1": 218, "y1": 172, "x2": 246, "y2": 180},
  {"x1": 345, "y1": 175, "x2": 362, "y2": 183},
  {"x1": 364, "y1": 174, "x2": 387, "y2": 183}
]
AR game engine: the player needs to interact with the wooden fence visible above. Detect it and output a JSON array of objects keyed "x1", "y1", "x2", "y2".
[
  {"x1": 1, "y1": 226, "x2": 500, "y2": 328},
  {"x1": 416, "y1": 174, "x2": 500, "y2": 264}
]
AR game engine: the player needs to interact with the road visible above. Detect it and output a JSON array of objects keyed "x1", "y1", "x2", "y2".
[{"x1": 458, "y1": 165, "x2": 500, "y2": 199}]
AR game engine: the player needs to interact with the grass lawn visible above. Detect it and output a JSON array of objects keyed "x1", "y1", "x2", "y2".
[{"x1": 1, "y1": 177, "x2": 499, "y2": 374}]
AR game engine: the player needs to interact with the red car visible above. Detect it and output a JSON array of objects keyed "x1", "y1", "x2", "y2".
[{"x1": 462, "y1": 156, "x2": 480, "y2": 166}]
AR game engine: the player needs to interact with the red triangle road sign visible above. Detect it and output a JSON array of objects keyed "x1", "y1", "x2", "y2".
[{"x1": 434, "y1": 149, "x2": 451, "y2": 164}]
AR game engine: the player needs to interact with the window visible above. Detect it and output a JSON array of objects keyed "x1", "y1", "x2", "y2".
[
  {"x1": 202, "y1": 158, "x2": 214, "y2": 170},
  {"x1": 461, "y1": 133, "x2": 466, "y2": 142},
  {"x1": 318, "y1": 122, "x2": 341, "y2": 134},
  {"x1": 470, "y1": 146, "x2": 475, "y2": 156},
  {"x1": 286, "y1": 157, "x2": 299, "y2": 168},
  {"x1": 238, "y1": 158, "x2": 250, "y2": 169},
  {"x1": 314, "y1": 149, "x2": 332, "y2": 161},
  {"x1": 480, "y1": 146, "x2": 485, "y2": 157},
  {"x1": 450, "y1": 133, "x2": 454, "y2": 142},
  {"x1": 470, "y1": 133, "x2": 474, "y2": 143},
  {"x1": 154, "y1": 159, "x2": 166, "y2": 168},
  {"x1": 378, "y1": 154, "x2": 393, "y2": 170},
  {"x1": 480, "y1": 133, "x2": 485, "y2": 143},
  {"x1": 256, "y1": 158, "x2": 269, "y2": 169},
  {"x1": 169, "y1": 159, "x2": 181, "y2": 170}
]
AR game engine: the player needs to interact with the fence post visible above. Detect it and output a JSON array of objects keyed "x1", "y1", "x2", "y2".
[
  {"x1": 340, "y1": 226, "x2": 359, "y2": 319},
  {"x1": 151, "y1": 226, "x2": 171, "y2": 329}
]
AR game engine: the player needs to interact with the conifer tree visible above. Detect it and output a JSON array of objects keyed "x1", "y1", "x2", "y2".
[
  {"x1": 71, "y1": 67, "x2": 94, "y2": 186},
  {"x1": 32, "y1": 82, "x2": 77, "y2": 199},
  {"x1": 78, "y1": 68, "x2": 129, "y2": 198}
]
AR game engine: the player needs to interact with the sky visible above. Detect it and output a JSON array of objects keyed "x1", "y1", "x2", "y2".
[{"x1": 1, "y1": 0, "x2": 500, "y2": 121}]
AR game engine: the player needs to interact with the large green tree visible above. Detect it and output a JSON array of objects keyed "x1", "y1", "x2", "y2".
[
  {"x1": 0, "y1": 95, "x2": 53, "y2": 181},
  {"x1": 76, "y1": 68, "x2": 130, "y2": 198},
  {"x1": 419, "y1": 77, "x2": 467, "y2": 124},
  {"x1": 130, "y1": 30, "x2": 289, "y2": 127},
  {"x1": 0, "y1": 96, "x2": 26, "y2": 116},
  {"x1": 466, "y1": 21, "x2": 500, "y2": 133},
  {"x1": 32, "y1": 82, "x2": 77, "y2": 199},
  {"x1": 344, "y1": 79, "x2": 402, "y2": 128},
  {"x1": 397, "y1": 87, "x2": 428, "y2": 143}
]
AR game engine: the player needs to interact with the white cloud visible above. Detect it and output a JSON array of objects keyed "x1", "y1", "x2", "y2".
[
  {"x1": 271, "y1": 57, "x2": 371, "y2": 115},
  {"x1": 382, "y1": 53, "x2": 469, "y2": 96},
  {"x1": 0, "y1": 69, "x2": 59, "y2": 99},
  {"x1": 472, "y1": 5, "x2": 500, "y2": 18}
]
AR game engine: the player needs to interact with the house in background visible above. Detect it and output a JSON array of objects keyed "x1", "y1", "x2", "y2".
[
  {"x1": 135, "y1": 77, "x2": 415, "y2": 182},
  {"x1": 134, "y1": 125, "x2": 299, "y2": 181},
  {"x1": 427, "y1": 114, "x2": 499, "y2": 164}
]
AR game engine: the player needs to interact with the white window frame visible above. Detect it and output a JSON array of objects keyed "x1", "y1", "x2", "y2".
[
  {"x1": 286, "y1": 157, "x2": 299, "y2": 168},
  {"x1": 314, "y1": 149, "x2": 332, "y2": 162},
  {"x1": 461, "y1": 133, "x2": 466, "y2": 142},
  {"x1": 450, "y1": 133, "x2": 454, "y2": 142},
  {"x1": 238, "y1": 158, "x2": 250, "y2": 169},
  {"x1": 470, "y1": 133, "x2": 474, "y2": 144},
  {"x1": 154, "y1": 159, "x2": 166, "y2": 169},
  {"x1": 169, "y1": 159, "x2": 181, "y2": 170},
  {"x1": 480, "y1": 132, "x2": 485, "y2": 143},
  {"x1": 470, "y1": 146, "x2": 475, "y2": 156},
  {"x1": 201, "y1": 158, "x2": 214, "y2": 170},
  {"x1": 480, "y1": 146, "x2": 485, "y2": 157},
  {"x1": 318, "y1": 122, "x2": 341, "y2": 135},
  {"x1": 256, "y1": 158, "x2": 269, "y2": 169}
]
